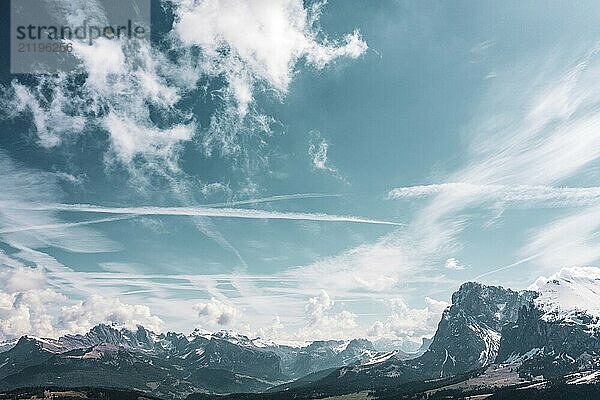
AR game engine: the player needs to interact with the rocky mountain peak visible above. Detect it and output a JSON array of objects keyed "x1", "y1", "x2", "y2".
[{"x1": 450, "y1": 282, "x2": 535, "y2": 330}]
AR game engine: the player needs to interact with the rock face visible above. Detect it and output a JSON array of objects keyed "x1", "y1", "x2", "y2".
[
  {"x1": 420, "y1": 282, "x2": 535, "y2": 377},
  {"x1": 496, "y1": 267, "x2": 600, "y2": 378},
  {"x1": 0, "y1": 325, "x2": 382, "y2": 399}
]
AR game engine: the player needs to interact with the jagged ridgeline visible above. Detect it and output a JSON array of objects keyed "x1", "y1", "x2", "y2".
[
  {"x1": 1, "y1": 267, "x2": 600, "y2": 399},
  {"x1": 0, "y1": 324, "x2": 408, "y2": 399}
]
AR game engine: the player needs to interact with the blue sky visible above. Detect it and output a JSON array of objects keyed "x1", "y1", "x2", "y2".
[{"x1": 0, "y1": 0, "x2": 599, "y2": 350}]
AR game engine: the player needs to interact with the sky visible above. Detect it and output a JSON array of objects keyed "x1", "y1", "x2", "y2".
[{"x1": 0, "y1": 0, "x2": 599, "y2": 351}]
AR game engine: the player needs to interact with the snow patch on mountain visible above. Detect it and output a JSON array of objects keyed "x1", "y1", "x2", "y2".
[
  {"x1": 504, "y1": 347, "x2": 544, "y2": 364},
  {"x1": 468, "y1": 322, "x2": 501, "y2": 365},
  {"x1": 360, "y1": 350, "x2": 398, "y2": 366},
  {"x1": 0, "y1": 340, "x2": 17, "y2": 353},
  {"x1": 529, "y1": 266, "x2": 600, "y2": 322},
  {"x1": 568, "y1": 370, "x2": 600, "y2": 385}
]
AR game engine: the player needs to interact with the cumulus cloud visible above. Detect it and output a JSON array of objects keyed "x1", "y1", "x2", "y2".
[
  {"x1": 257, "y1": 316, "x2": 285, "y2": 338},
  {"x1": 173, "y1": 0, "x2": 367, "y2": 115},
  {"x1": 194, "y1": 297, "x2": 242, "y2": 327},
  {"x1": 444, "y1": 257, "x2": 465, "y2": 270},
  {"x1": 0, "y1": 263, "x2": 164, "y2": 341},
  {"x1": 296, "y1": 290, "x2": 357, "y2": 340},
  {"x1": 59, "y1": 295, "x2": 164, "y2": 335},
  {"x1": 305, "y1": 289, "x2": 334, "y2": 326},
  {"x1": 367, "y1": 297, "x2": 449, "y2": 350}
]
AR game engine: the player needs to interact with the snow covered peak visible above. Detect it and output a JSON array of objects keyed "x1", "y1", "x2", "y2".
[
  {"x1": 188, "y1": 327, "x2": 213, "y2": 340},
  {"x1": 529, "y1": 266, "x2": 600, "y2": 320}
]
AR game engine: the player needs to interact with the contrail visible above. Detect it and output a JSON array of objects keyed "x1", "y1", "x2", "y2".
[
  {"x1": 470, "y1": 231, "x2": 600, "y2": 281},
  {"x1": 0, "y1": 215, "x2": 135, "y2": 234},
  {"x1": 471, "y1": 253, "x2": 541, "y2": 281},
  {"x1": 3, "y1": 203, "x2": 403, "y2": 226},
  {"x1": 205, "y1": 193, "x2": 342, "y2": 207}
]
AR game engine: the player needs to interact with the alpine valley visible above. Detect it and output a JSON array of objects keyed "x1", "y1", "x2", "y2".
[{"x1": 2, "y1": 267, "x2": 600, "y2": 400}]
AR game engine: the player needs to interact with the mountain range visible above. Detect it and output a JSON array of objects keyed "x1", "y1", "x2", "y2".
[
  {"x1": 0, "y1": 321, "x2": 403, "y2": 398},
  {"x1": 1, "y1": 267, "x2": 600, "y2": 399}
]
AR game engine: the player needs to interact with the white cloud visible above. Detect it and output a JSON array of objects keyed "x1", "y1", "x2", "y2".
[
  {"x1": 206, "y1": 192, "x2": 342, "y2": 207},
  {"x1": 367, "y1": 297, "x2": 448, "y2": 350},
  {"x1": 2, "y1": 0, "x2": 366, "y2": 181},
  {"x1": 59, "y1": 295, "x2": 165, "y2": 335},
  {"x1": 70, "y1": 38, "x2": 127, "y2": 94},
  {"x1": 382, "y1": 46, "x2": 600, "y2": 280},
  {"x1": 2, "y1": 38, "x2": 192, "y2": 182},
  {"x1": 0, "y1": 263, "x2": 164, "y2": 341},
  {"x1": 287, "y1": 235, "x2": 411, "y2": 293},
  {"x1": 8, "y1": 80, "x2": 86, "y2": 148},
  {"x1": 305, "y1": 289, "x2": 334, "y2": 326},
  {"x1": 296, "y1": 290, "x2": 357, "y2": 340},
  {"x1": 284, "y1": 226, "x2": 459, "y2": 298},
  {"x1": 470, "y1": 40, "x2": 494, "y2": 64},
  {"x1": 0, "y1": 265, "x2": 46, "y2": 293},
  {"x1": 194, "y1": 297, "x2": 242, "y2": 327},
  {"x1": 0, "y1": 215, "x2": 133, "y2": 235},
  {"x1": 173, "y1": 0, "x2": 367, "y2": 115},
  {"x1": 308, "y1": 132, "x2": 345, "y2": 181},
  {"x1": 103, "y1": 112, "x2": 194, "y2": 171},
  {"x1": 444, "y1": 257, "x2": 465, "y2": 270},
  {"x1": 309, "y1": 137, "x2": 333, "y2": 171}
]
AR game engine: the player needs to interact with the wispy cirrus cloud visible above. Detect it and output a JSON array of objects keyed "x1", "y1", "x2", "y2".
[
  {"x1": 388, "y1": 183, "x2": 600, "y2": 208},
  {"x1": 397, "y1": 47, "x2": 600, "y2": 277},
  {"x1": 520, "y1": 207, "x2": 600, "y2": 270},
  {"x1": 205, "y1": 192, "x2": 342, "y2": 207},
  {"x1": 308, "y1": 131, "x2": 345, "y2": 181},
  {"x1": 0, "y1": 215, "x2": 134, "y2": 235},
  {"x1": 292, "y1": 45, "x2": 600, "y2": 306},
  {"x1": 0, "y1": 152, "x2": 120, "y2": 253}
]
